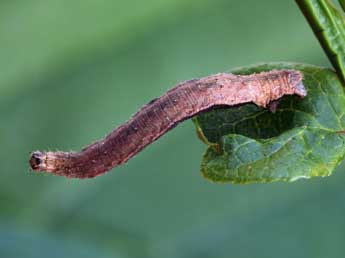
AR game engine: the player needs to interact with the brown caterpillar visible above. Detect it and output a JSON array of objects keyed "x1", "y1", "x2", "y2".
[{"x1": 29, "y1": 70, "x2": 306, "y2": 178}]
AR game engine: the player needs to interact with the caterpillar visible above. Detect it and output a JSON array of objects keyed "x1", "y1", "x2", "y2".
[{"x1": 29, "y1": 70, "x2": 306, "y2": 178}]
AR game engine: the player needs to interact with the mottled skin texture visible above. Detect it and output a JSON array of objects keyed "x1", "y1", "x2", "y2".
[{"x1": 29, "y1": 70, "x2": 306, "y2": 178}]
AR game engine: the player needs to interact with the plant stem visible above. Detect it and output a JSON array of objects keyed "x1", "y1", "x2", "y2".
[
  {"x1": 296, "y1": 0, "x2": 345, "y2": 82},
  {"x1": 339, "y1": 0, "x2": 345, "y2": 12}
]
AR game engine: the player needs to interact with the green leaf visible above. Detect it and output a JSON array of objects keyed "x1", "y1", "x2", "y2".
[
  {"x1": 193, "y1": 62, "x2": 345, "y2": 183},
  {"x1": 296, "y1": 0, "x2": 345, "y2": 82}
]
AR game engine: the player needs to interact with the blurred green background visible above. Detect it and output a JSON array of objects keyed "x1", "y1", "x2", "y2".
[{"x1": 1, "y1": 1, "x2": 345, "y2": 257}]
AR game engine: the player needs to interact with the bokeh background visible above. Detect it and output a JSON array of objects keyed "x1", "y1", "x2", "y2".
[{"x1": 1, "y1": 1, "x2": 345, "y2": 257}]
